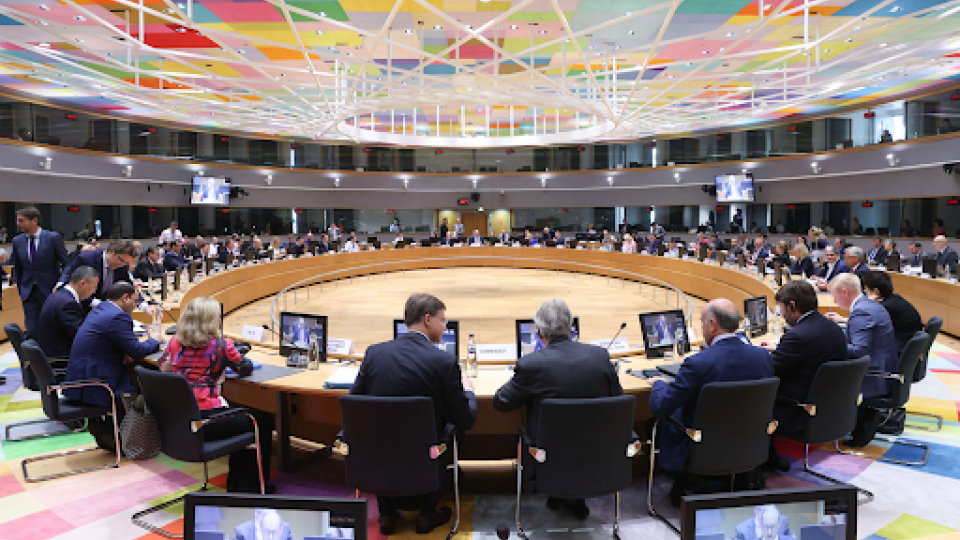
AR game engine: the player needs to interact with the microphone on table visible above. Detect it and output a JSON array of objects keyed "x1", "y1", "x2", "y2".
[
  {"x1": 495, "y1": 522, "x2": 510, "y2": 540},
  {"x1": 141, "y1": 287, "x2": 180, "y2": 334},
  {"x1": 262, "y1": 324, "x2": 278, "y2": 338},
  {"x1": 606, "y1": 322, "x2": 628, "y2": 349}
]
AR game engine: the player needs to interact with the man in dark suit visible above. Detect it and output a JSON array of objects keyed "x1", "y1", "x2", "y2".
[
  {"x1": 760, "y1": 281, "x2": 847, "y2": 471},
  {"x1": 9, "y1": 207, "x2": 69, "y2": 338},
  {"x1": 58, "y1": 240, "x2": 139, "y2": 303},
  {"x1": 827, "y1": 273, "x2": 899, "y2": 446},
  {"x1": 316, "y1": 234, "x2": 330, "y2": 254},
  {"x1": 648, "y1": 299, "x2": 773, "y2": 503},
  {"x1": 728, "y1": 237, "x2": 745, "y2": 257},
  {"x1": 351, "y1": 293, "x2": 476, "y2": 536},
  {"x1": 815, "y1": 246, "x2": 850, "y2": 291},
  {"x1": 35, "y1": 266, "x2": 99, "y2": 360},
  {"x1": 494, "y1": 299, "x2": 622, "y2": 520},
  {"x1": 163, "y1": 241, "x2": 187, "y2": 271},
  {"x1": 844, "y1": 246, "x2": 870, "y2": 277},
  {"x1": 64, "y1": 282, "x2": 162, "y2": 448},
  {"x1": 645, "y1": 233, "x2": 661, "y2": 254},
  {"x1": 133, "y1": 247, "x2": 163, "y2": 282},
  {"x1": 867, "y1": 237, "x2": 888, "y2": 265},
  {"x1": 749, "y1": 237, "x2": 770, "y2": 266},
  {"x1": 934, "y1": 235, "x2": 958, "y2": 273},
  {"x1": 907, "y1": 241, "x2": 924, "y2": 267}
]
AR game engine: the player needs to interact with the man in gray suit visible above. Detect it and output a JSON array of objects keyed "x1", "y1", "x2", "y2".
[
  {"x1": 234, "y1": 508, "x2": 291, "y2": 540},
  {"x1": 735, "y1": 505, "x2": 795, "y2": 540},
  {"x1": 827, "y1": 273, "x2": 899, "y2": 445},
  {"x1": 494, "y1": 298, "x2": 623, "y2": 520}
]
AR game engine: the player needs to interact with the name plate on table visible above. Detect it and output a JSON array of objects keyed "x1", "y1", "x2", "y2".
[
  {"x1": 590, "y1": 338, "x2": 630, "y2": 353},
  {"x1": 556, "y1": 245, "x2": 565, "y2": 249},
  {"x1": 241, "y1": 325, "x2": 266, "y2": 343},
  {"x1": 477, "y1": 344, "x2": 518, "y2": 362},
  {"x1": 328, "y1": 338, "x2": 355, "y2": 355}
]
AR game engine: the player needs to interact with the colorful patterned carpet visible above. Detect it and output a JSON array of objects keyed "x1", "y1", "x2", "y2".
[{"x1": 1, "y1": 342, "x2": 959, "y2": 540}]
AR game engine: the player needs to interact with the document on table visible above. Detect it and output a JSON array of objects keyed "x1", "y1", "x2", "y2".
[{"x1": 324, "y1": 366, "x2": 359, "y2": 389}]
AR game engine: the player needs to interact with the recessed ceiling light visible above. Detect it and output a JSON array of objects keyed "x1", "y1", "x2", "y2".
[
  {"x1": 433, "y1": 25, "x2": 442, "y2": 29},
  {"x1": 628, "y1": 30, "x2": 635, "y2": 35},
  {"x1": 510, "y1": 24, "x2": 519, "y2": 29},
  {"x1": 643, "y1": 86, "x2": 649, "y2": 89}
]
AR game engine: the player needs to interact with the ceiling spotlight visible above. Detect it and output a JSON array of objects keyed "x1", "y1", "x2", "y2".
[
  {"x1": 886, "y1": 153, "x2": 899, "y2": 166},
  {"x1": 810, "y1": 162, "x2": 822, "y2": 174},
  {"x1": 122, "y1": 165, "x2": 132, "y2": 177},
  {"x1": 433, "y1": 25, "x2": 442, "y2": 29},
  {"x1": 198, "y1": 170, "x2": 205, "y2": 176},
  {"x1": 702, "y1": 50, "x2": 710, "y2": 54},
  {"x1": 541, "y1": 178, "x2": 547, "y2": 188},
  {"x1": 674, "y1": 172, "x2": 681, "y2": 183},
  {"x1": 334, "y1": 178, "x2": 340, "y2": 187},
  {"x1": 472, "y1": 179, "x2": 478, "y2": 188},
  {"x1": 510, "y1": 25, "x2": 519, "y2": 30},
  {"x1": 39, "y1": 156, "x2": 52, "y2": 170},
  {"x1": 607, "y1": 176, "x2": 614, "y2": 186}
]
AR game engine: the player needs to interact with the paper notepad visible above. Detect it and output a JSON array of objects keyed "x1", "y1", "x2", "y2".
[{"x1": 324, "y1": 366, "x2": 359, "y2": 389}]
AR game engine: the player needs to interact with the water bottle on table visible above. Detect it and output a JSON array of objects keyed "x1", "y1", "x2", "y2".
[{"x1": 466, "y1": 334, "x2": 478, "y2": 378}]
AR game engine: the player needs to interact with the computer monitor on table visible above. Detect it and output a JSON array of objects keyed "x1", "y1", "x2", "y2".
[
  {"x1": 639, "y1": 310, "x2": 689, "y2": 359},
  {"x1": 394, "y1": 319, "x2": 460, "y2": 359},
  {"x1": 680, "y1": 485, "x2": 856, "y2": 540},
  {"x1": 184, "y1": 492, "x2": 366, "y2": 540},
  {"x1": 516, "y1": 317, "x2": 580, "y2": 359},
  {"x1": 885, "y1": 252, "x2": 901, "y2": 272},
  {"x1": 744, "y1": 296, "x2": 768, "y2": 337},
  {"x1": 279, "y1": 312, "x2": 328, "y2": 357}
]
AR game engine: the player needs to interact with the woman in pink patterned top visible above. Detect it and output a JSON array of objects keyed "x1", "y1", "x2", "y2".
[{"x1": 159, "y1": 297, "x2": 273, "y2": 492}]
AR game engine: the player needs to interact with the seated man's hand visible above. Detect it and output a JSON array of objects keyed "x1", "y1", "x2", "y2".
[
  {"x1": 461, "y1": 375, "x2": 475, "y2": 392},
  {"x1": 824, "y1": 312, "x2": 847, "y2": 324},
  {"x1": 647, "y1": 376, "x2": 670, "y2": 386}
]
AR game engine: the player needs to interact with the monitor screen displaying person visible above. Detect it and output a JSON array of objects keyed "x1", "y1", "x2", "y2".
[
  {"x1": 191, "y1": 505, "x2": 356, "y2": 540},
  {"x1": 744, "y1": 296, "x2": 768, "y2": 333},
  {"x1": 279, "y1": 312, "x2": 326, "y2": 354},
  {"x1": 693, "y1": 500, "x2": 849, "y2": 540}
]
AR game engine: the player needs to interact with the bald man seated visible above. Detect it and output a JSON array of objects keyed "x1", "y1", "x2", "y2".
[
  {"x1": 648, "y1": 298, "x2": 774, "y2": 506},
  {"x1": 234, "y1": 508, "x2": 291, "y2": 540}
]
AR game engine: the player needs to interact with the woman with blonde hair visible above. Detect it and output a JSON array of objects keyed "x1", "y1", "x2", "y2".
[
  {"x1": 159, "y1": 297, "x2": 273, "y2": 492},
  {"x1": 791, "y1": 243, "x2": 815, "y2": 278},
  {"x1": 621, "y1": 233, "x2": 638, "y2": 253}
]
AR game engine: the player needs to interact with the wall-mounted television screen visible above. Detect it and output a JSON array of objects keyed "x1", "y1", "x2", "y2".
[
  {"x1": 191, "y1": 176, "x2": 231, "y2": 205},
  {"x1": 715, "y1": 174, "x2": 755, "y2": 203}
]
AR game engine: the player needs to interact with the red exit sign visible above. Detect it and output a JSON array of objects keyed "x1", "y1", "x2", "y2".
[
  {"x1": 457, "y1": 198, "x2": 470, "y2": 206},
  {"x1": 862, "y1": 202, "x2": 874, "y2": 208},
  {"x1": 67, "y1": 206, "x2": 80, "y2": 212},
  {"x1": 947, "y1": 199, "x2": 958, "y2": 205},
  {"x1": 65, "y1": 113, "x2": 78, "y2": 121}
]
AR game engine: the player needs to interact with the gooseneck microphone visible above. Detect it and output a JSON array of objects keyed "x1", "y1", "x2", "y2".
[
  {"x1": 262, "y1": 324, "x2": 278, "y2": 337},
  {"x1": 495, "y1": 522, "x2": 510, "y2": 540},
  {"x1": 606, "y1": 322, "x2": 628, "y2": 349}
]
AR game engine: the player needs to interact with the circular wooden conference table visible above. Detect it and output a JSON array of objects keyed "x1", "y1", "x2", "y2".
[{"x1": 133, "y1": 247, "x2": 955, "y2": 470}]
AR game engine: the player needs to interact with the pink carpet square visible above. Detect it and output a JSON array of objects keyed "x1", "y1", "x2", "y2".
[
  {"x1": 0, "y1": 473, "x2": 24, "y2": 498},
  {"x1": 0, "y1": 509, "x2": 75, "y2": 540}
]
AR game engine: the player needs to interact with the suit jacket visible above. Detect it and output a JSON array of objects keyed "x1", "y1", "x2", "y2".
[
  {"x1": 351, "y1": 332, "x2": 477, "y2": 435},
  {"x1": 771, "y1": 311, "x2": 848, "y2": 433},
  {"x1": 64, "y1": 301, "x2": 159, "y2": 407},
  {"x1": 10, "y1": 229, "x2": 69, "y2": 301},
  {"x1": 851, "y1": 263, "x2": 870, "y2": 278},
  {"x1": 493, "y1": 337, "x2": 623, "y2": 442},
  {"x1": 59, "y1": 249, "x2": 132, "y2": 300},
  {"x1": 234, "y1": 520, "x2": 292, "y2": 540},
  {"x1": 35, "y1": 286, "x2": 86, "y2": 359},
  {"x1": 906, "y1": 251, "x2": 924, "y2": 267},
  {"x1": 881, "y1": 294, "x2": 924, "y2": 354},
  {"x1": 133, "y1": 258, "x2": 162, "y2": 282},
  {"x1": 937, "y1": 246, "x2": 959, "y2": 271},
  {"x1": 163, "y1": 250, "x2": 186, "y2": 271},
  {"x1": 818, "y1": 260, "x2": 851, "y2": 282},
  {"x1": 734, "y1": 516, "x2": 792, "y2": 540},
  {"x1": 749, "y1": 246, "x2": 770, "y2": 265},
  {"x1": 468, "y1": 235, "x2": 484, "y2": 244},
  {"x1": 649, "y1": 337, "x2": 774, "y2": 470},
  {"x1": 868, "y1": 247, "x2": 888, "y2": 265},
  {"x1": 845, "y1": 296, "x2": 899, "y2": 399},
  {"x1": 791, "y1": 256, "x2": 815, "y2": 278}
]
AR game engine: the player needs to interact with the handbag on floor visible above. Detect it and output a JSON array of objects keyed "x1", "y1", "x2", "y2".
[{"x1": 119, "y1": 393, "x2": 161, "y2": 460}]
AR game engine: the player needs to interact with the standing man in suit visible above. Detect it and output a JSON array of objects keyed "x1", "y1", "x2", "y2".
[
  {"x1": 9, "y1": 207, "x2": 69, "y2": 338},
  {"x1": 439, "y1": 218, "x2": 449, "y2": 240},
  {"x1": 351, "y1": 293, "x2": 476, "y2": 536},
  {"x1": 934, "y1": 235, "x2": 959, "y2": 274},
  {"x1": 494, "y1": 299, "x2": 621, "y2": 520},
  {"x1": 867, "y1": 237, "x2": 888, "y2": 265},
  {"x1": 759, "y1": 281, "x2": 847, "y2": 471},
  {"x1": 35, "y1": 265, "x2": 99, "y2": 360},
  {"x1": 654, "y1": 314, "x2": 674, "y2": 344},
  {"x1": 58, "y1": 240, "x2": 140, "y2": 303},
  {"x1": 64, "y1": 283, "x2": 163, "y2": 449},
  {"x1": 158, "y1": 221, "x2": 183, "y2": 244},
  {"x1": 814, "y1": 246, "x2": 850, "y2": 291},
  {"x1": 133, "y1": 247, "x2": 163, "y2": 282},
  {"x1": 827, "y1": 273, "x2": 899, "y2": 446},
  {"x1": 648, "y1": 299, "x2": 773, "y2": 504}
]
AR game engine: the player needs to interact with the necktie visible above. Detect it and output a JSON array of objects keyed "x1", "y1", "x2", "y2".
[
  {"x1": 28, "y1": 235, "x2": 36, "y2": 263},
  {"x1": 105, "y1": 266, "x2": 114, "y2": 288}
]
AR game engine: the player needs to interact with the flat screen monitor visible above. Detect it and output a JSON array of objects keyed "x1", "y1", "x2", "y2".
[
  {"x1": 639, "y1": 310, "x2": 689, "y2": 358},
  {"x1": 680, "y1": 485, "x2": 857, "y2": 540},
  {"x1": 394, "y1": 319, "x2": 460, "y2": 359},
  {"x1": 191, "y1": 176, "x2": 231, "y2": 205},
  {"x1": 715, "y1": 173, "x2": 755, "y2": 203},
  {"x1": 516, "y1": 317, "x2": 580, "y2": 358},
  {"x1": 744, "y1": 296, "x2": 768, "y2": 335},
  {"x1": 279, "y1": 312, "x2": 328, "y2": 357},
  {"x1": 885, "y1": 252, "x2": 900, "y2": 272},
  {"x1": 184, "y1": 492, "x2": 366, "y2": 540}
]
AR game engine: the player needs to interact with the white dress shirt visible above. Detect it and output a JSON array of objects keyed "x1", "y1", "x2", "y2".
[{"x1": 158, "y1": 228, "x2": 183, "y2": 244}]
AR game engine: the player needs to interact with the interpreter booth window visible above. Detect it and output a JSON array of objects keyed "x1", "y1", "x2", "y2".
[
  {"x1": 355, "y1": 209, "x2": 434, "y2": 234},
  {"x1": 512, "y1": 208, "x2": 601, "y2": 232}
]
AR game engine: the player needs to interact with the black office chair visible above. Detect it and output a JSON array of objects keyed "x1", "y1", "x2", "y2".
[
  {"x1": 18, "y1": 340, "x2": 121, "y2": 482},
  {"x1": 338, "y1": 395, "x2": 460, "y2": 540},
  {"x1": 516, "y1": 396, "x2": 638, "y2": 540},
  {"x1": 837, "y1": 332, "x2": 931, "y2": 466},
  {"x1": 648, "y1": 378, "x2": 780, "y2": 533},
  {"x1": 778, "y1": 358, "x2": 873, "y2": 503},
  {"x1": 3, "y1": 324, "x2": 81, "y2": 441},
  {"x1": 133, "y1": 368, "x2": 266, "y2": 538},
  {"x1": 908, "y1": 317, "x2": 944, "y2": 431}
]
